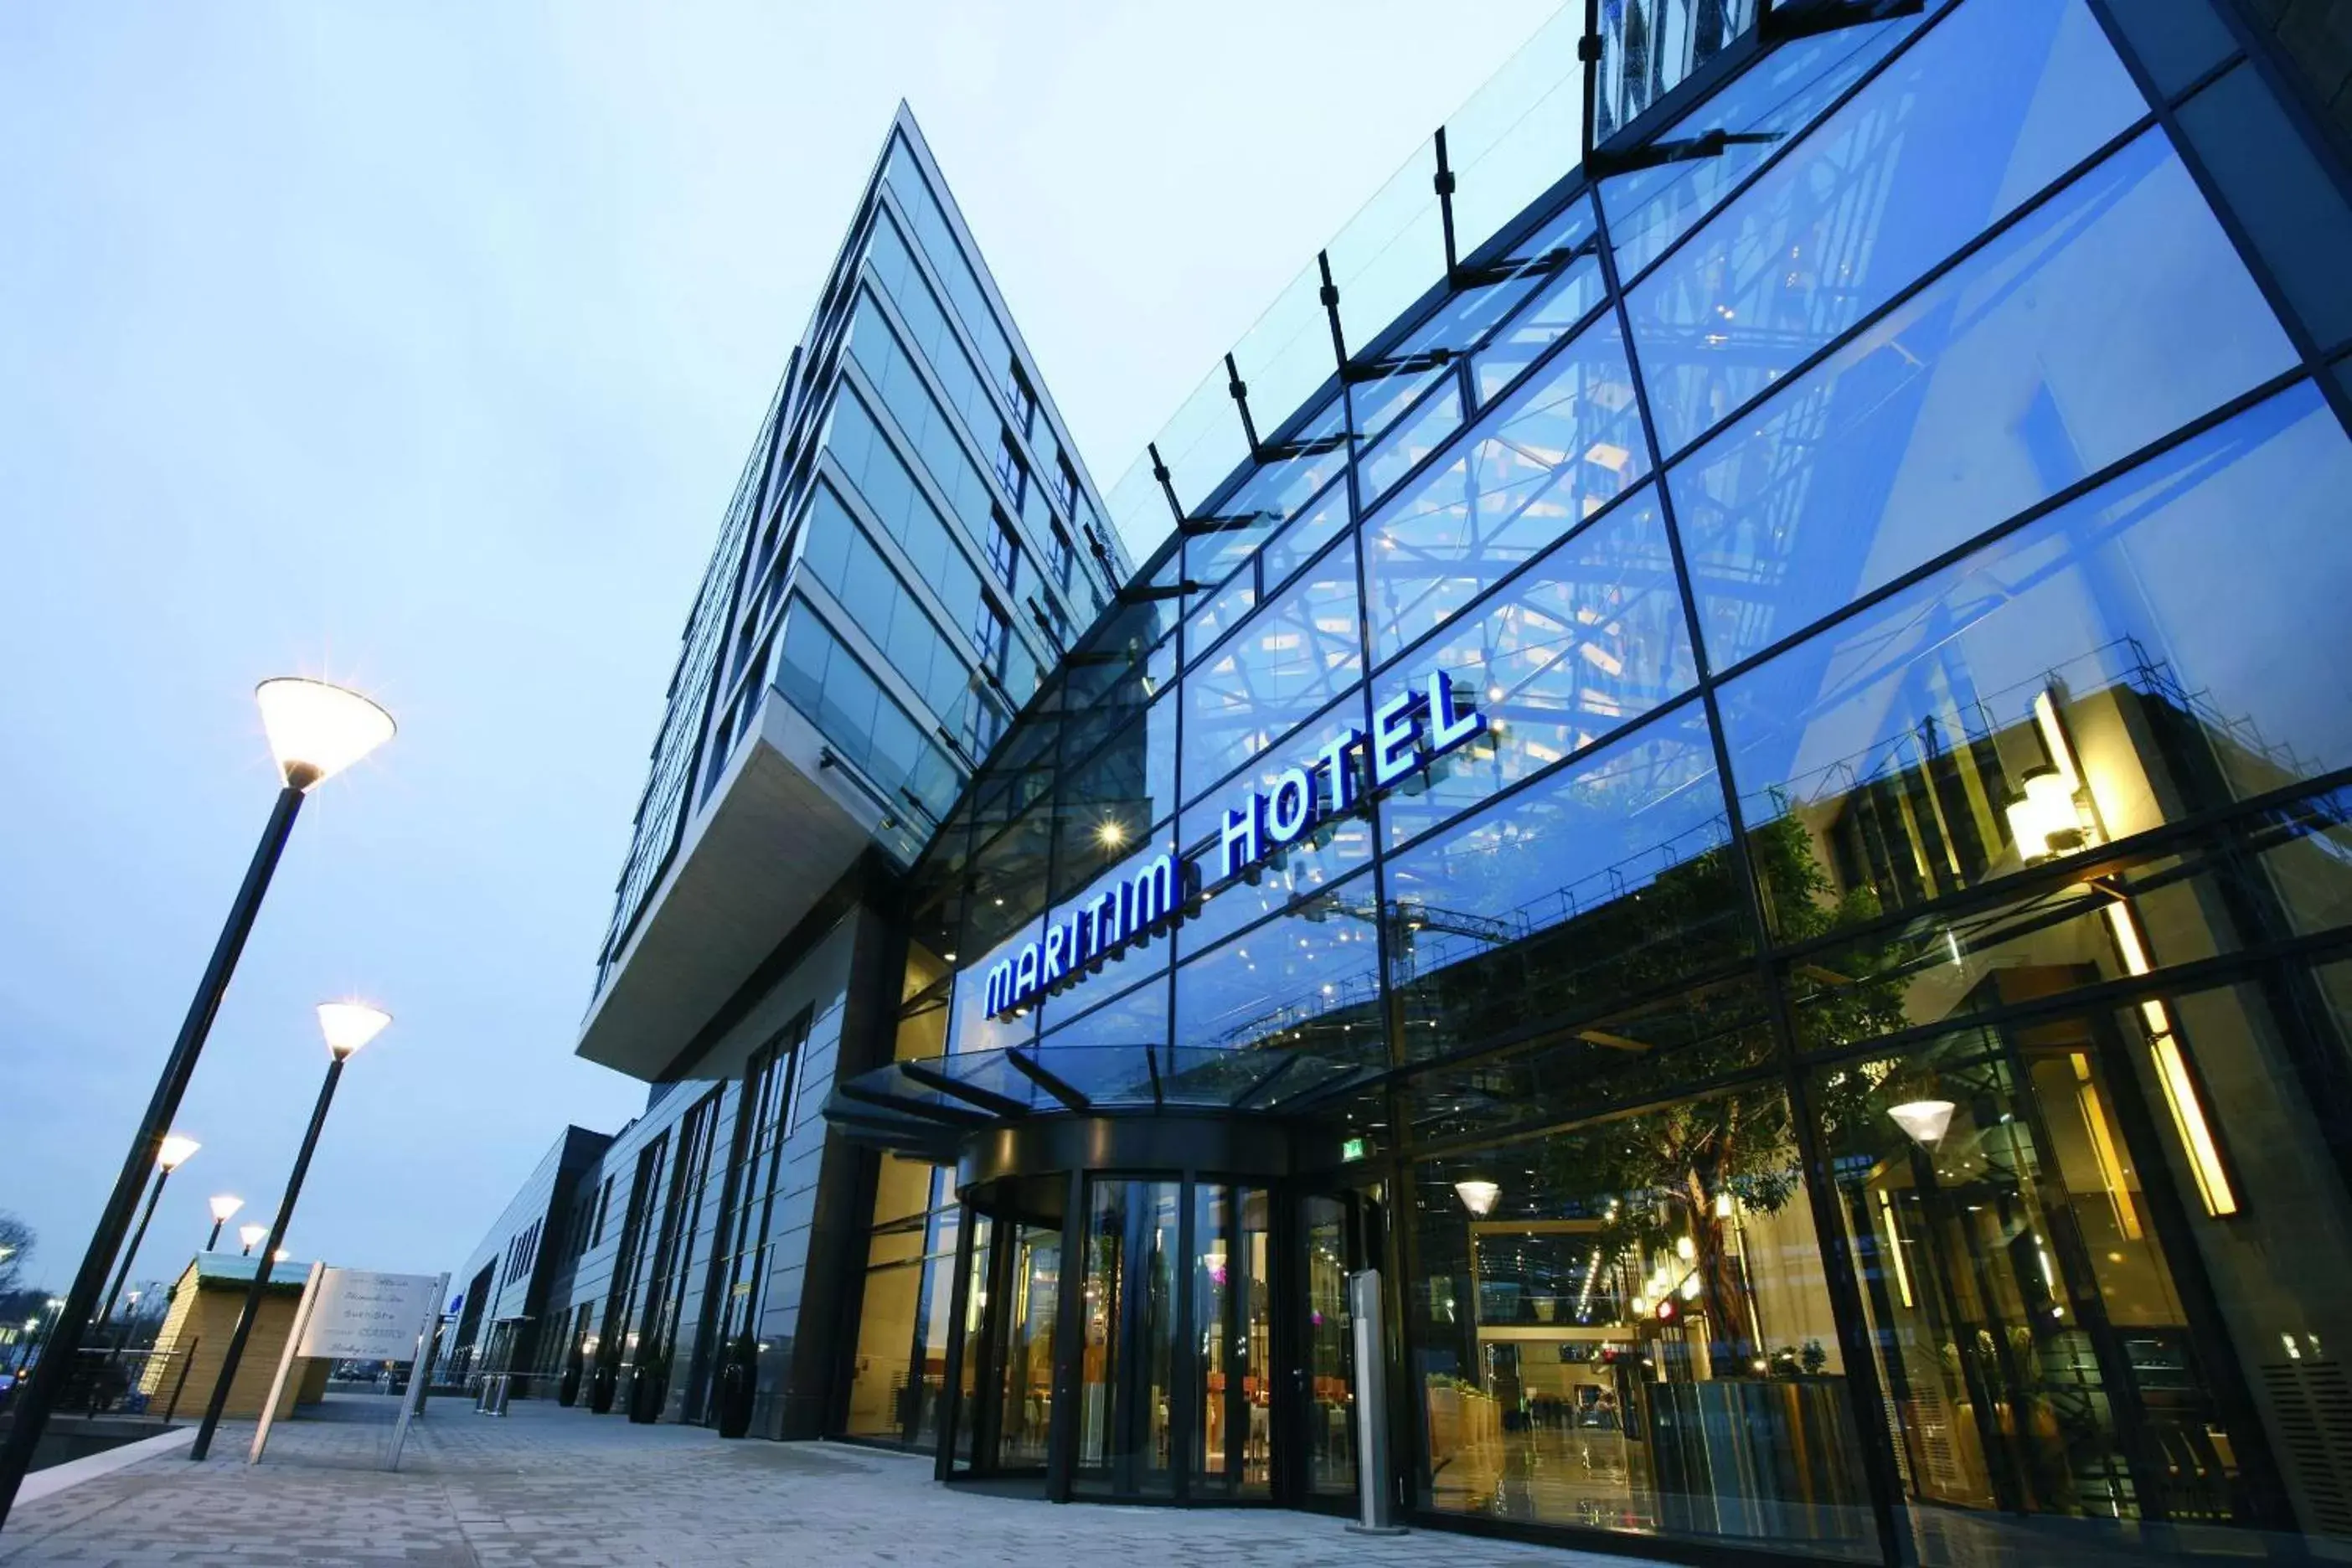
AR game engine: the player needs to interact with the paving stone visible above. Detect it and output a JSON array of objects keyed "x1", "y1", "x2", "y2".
[{"x1": 0, "y1": 1394, "x2": 1622, "y2": 1566}]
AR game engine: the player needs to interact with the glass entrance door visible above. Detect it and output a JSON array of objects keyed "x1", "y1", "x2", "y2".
[{"x1": 1299, "y1": 1193, "x2": 1360, "y2": 1504}]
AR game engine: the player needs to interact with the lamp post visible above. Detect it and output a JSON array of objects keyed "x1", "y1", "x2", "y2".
[
  {"x1": 0, "y1": 678, "x2": 393, "y2": 1531},
  {"x1": 238, "y1": 1225, "x2": 268, "y2": 1257},
  {"x1": 95, "y1": 1135, "x2": 200, "y2": 1338},
  {"x1": 188, "y1": 1002, "x2": 389, "y2": 1461},
  {"x1": 205, "y1": 1195, "x2": 244, "y2": 1252}
]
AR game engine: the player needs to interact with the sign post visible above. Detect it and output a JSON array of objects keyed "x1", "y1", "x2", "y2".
[
  {"x1": 247, "y1": 1261, "x2": 328, "y2": 1464},
  {"x1": 386, "y1": 1273, "x2": 448, "y2": 1472}
]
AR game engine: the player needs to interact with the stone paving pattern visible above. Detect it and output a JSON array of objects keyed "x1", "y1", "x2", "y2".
[{"x1": 0, "y1": 1395, "x2": 1627, "y2": 1566}]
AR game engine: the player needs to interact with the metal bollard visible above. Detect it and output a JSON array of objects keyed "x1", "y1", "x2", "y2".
[{"x1": 1345, "y1": 1268, "x2": 1406, "y2": 1534}]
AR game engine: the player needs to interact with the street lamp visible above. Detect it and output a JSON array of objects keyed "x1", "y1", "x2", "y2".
[
  {"x1": 0, "y1": 678, "x2": 392, "y2": 1530},
  {"x1": 189, "y1": 1001, "x2": 390, "y2": 1461},
  {"x1": 205, "y1": 1195, "x2": 244, "y2": 1251},
  {"x1": 238, "y1": 1225, "x2": 268, "y2": 1257},
  {"x1": 95, "y1": 1134, "x2": 200, "y2": 1341}
]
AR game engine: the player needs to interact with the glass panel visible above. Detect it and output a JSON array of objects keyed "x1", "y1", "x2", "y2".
[
  {"x1": 1806, "y1": 968, "x2": 2352, "y2": 1556},
  {"x1": 1783, "y1": 784, "x2": 2352, "y2": 1056},
  {"x1": 1592, "y1": 0, "x2": 1758, "y2": 144},
  {"x1": 1360, "y1": 376, "x2": 1467, "y2": 507},
  {"x1": 1386, "y1": 709, "x2": 1749, "y2": 1064},
  {"x1": 1192, "y1": 1184, "x2": 1271, "y2": 1497},
  {"x1": 1386, "y1": 487, "x2": 1697, "y2": 837},
  {"x1": 2102, "y1": 0, "x2": 2236, "y2": 95},
  {"x1": 843, "y1": 1260, "x2": 922, "y2": 1441},
  {"x1": 1473, "y1": 251, "x2": 1608, "y2": 406},
  {"x1": 995, "y1": 1221, "x2": 1058, "y2": 1469},
  {"x1": 1183, "y1": 555, "x2": 1364, "y2": 791},
  {"x1": 1171, "y1": 874, "x2": 1385, "y2": 1060},
  {"x1": 1673, "y1": 126, "x2": 2298, "y2": 673},
  {"x1": 1366, "y1": 315, "x2": 1650, "y2": 663},
  {"x1": 2177, "y1": 60, "x2": 2352, "y2": 353},
  {"x1": 1415, "y1": 1083, "x2": 1879, "y2": 1558},
  {"x1": 1720, "y1": 383, "x2": 2352, "y2": 946},
  {"x1": 1077, "y1": 1179, "x2": 1124, "y2": 1476},
  {"x1": 951, "y1": 1213, "x2": 992, "y2": 1469},
  {"x1": 1302, "y1": 1194, "x2": 1357, "y2": 1497},
  {"x1": 1602, "y1": 14, "x2": 1926, "y2": 282},
  {"x1": 1629, "y1": 0, "x2": 2148, "y2": 459}
]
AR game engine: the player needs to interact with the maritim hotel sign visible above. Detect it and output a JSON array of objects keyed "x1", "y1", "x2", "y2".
[{"x1": 984, "y1": 667, "x2": 1487, "y2": 1020}]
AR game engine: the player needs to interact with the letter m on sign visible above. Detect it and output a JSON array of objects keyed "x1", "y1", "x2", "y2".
[{"x1": 984, "y1": 960, "x2": 1015, "y2": 1018}]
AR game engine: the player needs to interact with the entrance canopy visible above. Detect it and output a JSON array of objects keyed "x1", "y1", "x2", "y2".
[{"x1": 823, "y1": 1044, "x2": 1382, "y2": 1163}]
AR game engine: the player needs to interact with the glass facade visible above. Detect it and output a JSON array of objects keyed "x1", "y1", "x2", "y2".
[{"x1": 833, "y1": 3, "x2": 2352, "y2": 1562}]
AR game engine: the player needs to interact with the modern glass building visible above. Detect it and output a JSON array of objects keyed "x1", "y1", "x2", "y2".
[{"x1": 451, "y1": 3, "x2": 2352, "y2": 1563}]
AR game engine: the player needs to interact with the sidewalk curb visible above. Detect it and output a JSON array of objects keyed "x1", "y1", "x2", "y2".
[{"x1": 13, "y1": 1426, "x2": 197, "y2": 1504}]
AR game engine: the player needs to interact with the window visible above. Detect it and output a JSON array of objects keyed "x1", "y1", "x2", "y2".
[
  {"x1": 994, "y1": 431, "x2": 1028, "y2": 510},
  {"x1": 1669, "y1": 125, "x2": 2298, "y2": 673},
  {"x1": 1627, "y1": 0, "x2": 2148, "y2": 460},
  {"x1": 1055, "y1": 451, "x2": 1080, "y2": 510},
  {"x1": 1049, "y1": 524, "x2": 1077, "y2": 592},
  {"x1": 1007, "y1": 364, "x2": 1039, "y2": 436},
  {"x1": 988, "y1": 511, "x2": 1020, "y2": 590},
  {"x1": 1183, "y1": 550, "x2": 1364, "y2": 792},
  {"x1": 1719, "y1": 382, "x2": 2352, "y2": 946},
  {"x1": 1411, "y1": 1084, "x2": 1876, "y2": 1560}
]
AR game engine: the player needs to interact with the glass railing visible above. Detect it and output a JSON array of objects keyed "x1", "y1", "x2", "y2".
[{"x1": 1100, "y1": 0, "x2": 1759, "y2": 566}]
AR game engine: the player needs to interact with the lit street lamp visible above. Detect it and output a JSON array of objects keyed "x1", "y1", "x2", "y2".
[
  {"x1": 237, "y1": 1225, "x2": 268, "y2": 1257},
  {"x1": 205, "y1": 1195, "x2": 244, "y2": 1251},
  {"x1": 0, "y1": 678, "x2": 392, "y2": 1530},
  {"x1": 189, "y1": 1001, "x2": 390, "y2": 1461},
  {"x1": 95, "y1": 1135, "x2": 199, "y2": 1340}
]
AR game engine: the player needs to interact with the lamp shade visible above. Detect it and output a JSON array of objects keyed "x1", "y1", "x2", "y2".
[
  {"x1": 238, "y1": 1224, "x2": 269, "y2": 1253},
  {"x1": 1889, "y1": 1099, "x2": 1957, "y2": 1149},
  {"x1": 157, "y1": 1134, "x2": 202, "y2": 1171},
  {"x1": 317, "y1": 1001, "x2": 391, "y2": 1060},
  {"x1": 1455, "y1": 1179, "x2": 1501, "y2": 1216},
  {"x1": 255, "y1": 678, "x2": 395, "y2": 791},
  {"x1": 208, "y1": 1194, "x2": 244, "y2": 1224}
]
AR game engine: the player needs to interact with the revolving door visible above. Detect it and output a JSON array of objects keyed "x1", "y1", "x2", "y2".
[{"x1": 940, "y1": 1167, "x2": 1377, "y2": 1507}]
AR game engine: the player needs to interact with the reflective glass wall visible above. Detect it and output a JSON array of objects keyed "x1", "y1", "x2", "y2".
[{"x1": 864, "y1": 0, "x2": 2352, "y2": 1560}]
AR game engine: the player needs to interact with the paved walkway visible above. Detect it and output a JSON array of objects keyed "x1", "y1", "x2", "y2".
[{"x1": 0, "y1": 1395, "x2": 1626, "y2": 1566}]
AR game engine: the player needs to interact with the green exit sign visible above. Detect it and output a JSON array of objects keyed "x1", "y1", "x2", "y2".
[{"x1": 1341, "y1": 1136, "x2": 1368, "y2": 1163}]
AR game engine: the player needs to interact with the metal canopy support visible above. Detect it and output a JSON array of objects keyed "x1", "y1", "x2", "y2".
[
  {"x1": 1433, "y1": 126, "x2": 1460, "y2": 281},
  {"x1": 1148, "y1": 441, "x2": 1185, "y2": 529},
  {"x1": 1316, "y1": 250, "x2": 1349, "y2": 373},
  {"x1": 1275, "y1": 1065, "x2": 1379, "y2": 1117},
  {"x1": 1344, "y1": 1269, "x2": 1405, "y2": 1534},
  {"x1": 1004, "y1": 1048, "x2": 1091, "y2": 1112},
  {"x1": 1225, "y1": 353, "x2": 1262, "y2": 458},
  {"x1": 900, "y1": 1059, "x2": 1031, "y2": 1120}
]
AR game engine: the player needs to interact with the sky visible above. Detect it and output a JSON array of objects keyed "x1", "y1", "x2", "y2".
[{"x1": 0, "y1": 0, "x2": 1561, "y2": 1287}]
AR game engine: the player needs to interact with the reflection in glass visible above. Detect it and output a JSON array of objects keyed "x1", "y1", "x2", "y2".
[
  {"x1": 1672, "y1": 127, "x2": 2297, "y2": 673},
  {"x1": 1387, "y1": 487, "x2": 1696, "y2": 835},
  {"x1": 1629, "y1": 0, "x2": 2146, "y2": 459},
  {"x1": 1184, "y1": 552, "x2": 1364, "y2": 788},
  {"x1": 1386, "y1": 711, "x2": 1746, "y2": 1064},
  {"x1": 1367, "y1": 316, "x2": 1649, "y2": 663},
  {"x1": 1193, "y1": 1185, "x2": 1271, "y2": 1497},
  {"x1": 1414, "y1": 1085, "x2": 1877, "y2": 1557},
  {"x1": 1721, "y1": 384, "x2": 2352, "y2": 946}
]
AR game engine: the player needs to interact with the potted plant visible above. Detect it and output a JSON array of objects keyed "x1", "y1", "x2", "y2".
[
  {"x1": 716, "y1": 1332, "x2": 757, "y2": 1440},
  {"x1": 558, "y1": 1347, "x2": 584, "y2": 1408},
  {"x1": 627, "y1": 1346, "x2": 669, "y2": 1424},
  {"x1": 588, "y1": 1349, "x2": 619, "y2": 1414}
]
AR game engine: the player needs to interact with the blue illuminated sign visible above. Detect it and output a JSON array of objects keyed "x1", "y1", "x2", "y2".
[{"x1": 984, "y1": 668, "x2": 1486, "y2": 1019}]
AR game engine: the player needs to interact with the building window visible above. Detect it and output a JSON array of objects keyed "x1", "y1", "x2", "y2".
[
  {"x1": 1005, "y1": 364, "x2": 1038, "y2": 437},
  {"x1": 994, "y1": 431, "x2": 1028, "y2": 510},
  {"x1": 988, "y1": 512, "x2": 1021, "y2": 591}
]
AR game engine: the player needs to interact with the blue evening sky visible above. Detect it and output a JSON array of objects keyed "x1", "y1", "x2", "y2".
[{"x1": 0, "y1": 1, "x2": 1557, "y2": 1287}]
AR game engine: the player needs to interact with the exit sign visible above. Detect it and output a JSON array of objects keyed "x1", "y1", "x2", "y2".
[{"x1": 1342, "y1": 1137, "x2": 1368, "y2": 1162}]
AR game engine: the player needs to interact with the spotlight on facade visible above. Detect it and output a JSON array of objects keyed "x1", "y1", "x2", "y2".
[
  {"x1": 1455, "y1": 1179, "x2": 1500, "y2": 1216},
  {"x1": 1889, "y1": 1099, "x2": 1957, "y2": 1149},
  {"x1": 255, "y1": 677, "x2": 396, "y2": 792},
  {"x1": 2004, "y1": 766, "x2": 2082, "y2": 862}
]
